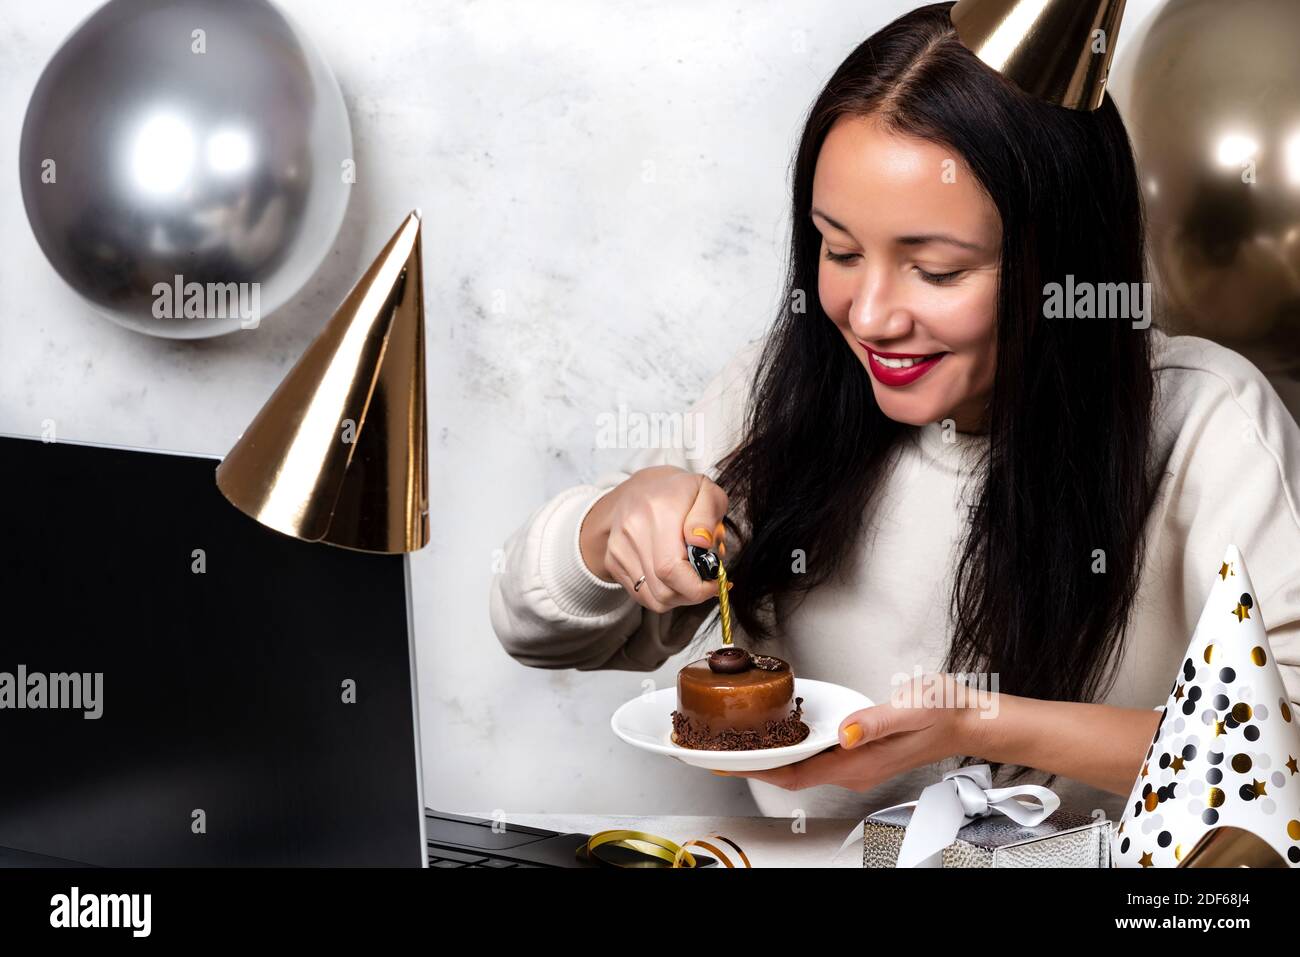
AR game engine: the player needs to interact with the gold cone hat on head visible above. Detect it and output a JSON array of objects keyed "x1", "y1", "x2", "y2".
[
  {"x1": 216, "y1": 210, "x2": 429, "y2": 554},
  {"x1": 950, "y1": 0, "x2": 1129, "y2": 111}
]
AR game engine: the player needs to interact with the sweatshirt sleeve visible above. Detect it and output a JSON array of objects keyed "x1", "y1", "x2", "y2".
[
  {"x1": 488, "y1": 337, "x2": 764, "y2": 672},
  {"x1": 1153, "y1": 336, "x2": 1300, "y2": 709}
]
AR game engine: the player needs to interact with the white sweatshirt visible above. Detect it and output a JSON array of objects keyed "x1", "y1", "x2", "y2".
[{"x1": 488, "y1": 330, "x2": 1300, "y2": 822}]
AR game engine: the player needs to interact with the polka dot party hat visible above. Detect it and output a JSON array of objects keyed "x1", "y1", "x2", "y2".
[{"x1": 1112, "y1": 545, "x2": 1300, "y2": 867}]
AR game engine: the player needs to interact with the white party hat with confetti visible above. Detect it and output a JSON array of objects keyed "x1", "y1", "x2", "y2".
[{"x1": 1112, "y1": 545, "x2": 1300, "y2": 867}]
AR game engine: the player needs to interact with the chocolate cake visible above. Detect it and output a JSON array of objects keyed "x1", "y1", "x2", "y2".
[{"x1": 670, "y1": 647, "x2": 810, "y2": 751}]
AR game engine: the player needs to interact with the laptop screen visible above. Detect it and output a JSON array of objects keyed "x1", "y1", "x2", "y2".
[{"x1": 0, "y1": 435, "x2": 425, "y2": 866}]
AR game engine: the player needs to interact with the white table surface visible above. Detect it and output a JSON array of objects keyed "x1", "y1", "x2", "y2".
[{"x1": 459, "y1": 812, "x2": 864, "y2": 868}]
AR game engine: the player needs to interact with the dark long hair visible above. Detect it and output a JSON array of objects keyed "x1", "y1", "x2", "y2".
[{"x1": 710, "y1": 2, "x2": 1156, "y2": 783}]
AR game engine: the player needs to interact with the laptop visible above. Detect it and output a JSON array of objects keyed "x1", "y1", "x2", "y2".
[{"x1": 0, "y1": 433, "x2": 430, "y2": 865}]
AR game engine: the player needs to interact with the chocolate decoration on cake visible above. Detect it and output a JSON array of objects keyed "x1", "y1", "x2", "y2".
[
  {"x1": 671, "y1": 651, "x2": 810, "y2": 751},
  {"x1": 707, "y1": 647, "x2": 751, "y2": 674}
]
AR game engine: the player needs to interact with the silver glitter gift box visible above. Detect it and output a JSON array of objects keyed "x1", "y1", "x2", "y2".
[{"x1": 862, "y1": 806, "x2": 1113, "y2": 868}]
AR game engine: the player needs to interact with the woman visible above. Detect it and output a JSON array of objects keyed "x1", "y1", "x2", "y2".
[{"x1": 489, "y1": 2, "x2": 1300, "y2": 821}]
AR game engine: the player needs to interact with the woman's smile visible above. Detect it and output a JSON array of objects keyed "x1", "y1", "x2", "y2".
[{"x1": 858, "y1": 342, "x2": 949, "y2": 387}]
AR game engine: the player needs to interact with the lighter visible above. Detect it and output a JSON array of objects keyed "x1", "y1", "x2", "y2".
[{"x1": 687, "y1": 544, "x2": 721, "y2": 580}]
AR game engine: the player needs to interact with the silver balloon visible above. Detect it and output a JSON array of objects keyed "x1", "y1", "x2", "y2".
[
  {"x1": 19, "y1": 0, "x2": 352, "y2": 338},
  {"x1": 1111, "y1": 0, "x2": 1300, "y2": 417}
]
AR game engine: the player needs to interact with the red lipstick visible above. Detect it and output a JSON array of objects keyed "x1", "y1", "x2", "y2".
[{"x1": 858, "y1": 342, "x2": 947, "y2": 387}]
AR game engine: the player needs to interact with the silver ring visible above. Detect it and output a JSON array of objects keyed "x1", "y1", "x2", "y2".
[{"x1": 633, "y1": 575, "x2": 646, "y2": 592}]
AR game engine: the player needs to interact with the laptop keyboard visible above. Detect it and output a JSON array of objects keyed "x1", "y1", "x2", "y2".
[{"x1": 427, "y1": 844, "x2": 545, "y2": 868}]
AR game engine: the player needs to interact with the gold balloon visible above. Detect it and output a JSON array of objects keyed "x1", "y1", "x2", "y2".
[{"x1": 1114, "y1": 0, "x2": 1300, "y2": 419}]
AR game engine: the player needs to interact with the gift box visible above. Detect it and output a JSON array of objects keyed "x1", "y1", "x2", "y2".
[{"x1": 862, "y1": 804, "x2": 1112, "y2": 868}]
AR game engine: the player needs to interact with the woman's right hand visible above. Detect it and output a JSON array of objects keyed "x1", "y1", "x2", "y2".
[{"x1": 578, "y1": 465, "x2": 730, "y2": 612}]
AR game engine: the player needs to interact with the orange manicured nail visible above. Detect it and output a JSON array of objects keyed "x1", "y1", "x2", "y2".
[
  {"x1": 841, "y1": 723, "x2": 863, "y2": 748},
  {"x1": 711, "y1": 770, "x2": 730, "y2": 776},
  {"x1": 714, "y1": 520, "x2": 726, "y2": 540},
  {"x1": 692, "y1": 526, "x2": 713, "y2": 544}
]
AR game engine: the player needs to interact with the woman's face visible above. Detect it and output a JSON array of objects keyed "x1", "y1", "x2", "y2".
[{"x1": 812, "y1": 114, "x2": 1001, "y2": 432}]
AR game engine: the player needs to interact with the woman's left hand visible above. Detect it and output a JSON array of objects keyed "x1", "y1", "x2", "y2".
[{"x1": 716, "y1": 673, "x2": 987, "y2": 791}]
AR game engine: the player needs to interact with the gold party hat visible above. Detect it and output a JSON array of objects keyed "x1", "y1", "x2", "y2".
[
  {"x1": 216, "y1": 210, "x2": 429, "y2": 554},
  {"x1": 950, "y1": 0, "x2": 1129, "y2": 111}
]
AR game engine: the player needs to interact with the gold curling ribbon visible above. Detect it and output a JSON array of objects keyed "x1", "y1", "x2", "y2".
[
  {"x1": 673, "y1": 834, "x2": 751, "y2": 868},
  {"x1": 582, "y1": 829, "x2": 751, "y2": 868}
]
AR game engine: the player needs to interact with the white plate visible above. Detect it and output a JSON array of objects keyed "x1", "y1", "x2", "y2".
[{"x1": 610, "y1": 678, "x2": 874, "y2": 772}]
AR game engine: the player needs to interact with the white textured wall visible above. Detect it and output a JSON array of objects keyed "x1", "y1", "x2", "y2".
[{"x1": 0, "y1": 0, "x2": 1167, "y2": 816}]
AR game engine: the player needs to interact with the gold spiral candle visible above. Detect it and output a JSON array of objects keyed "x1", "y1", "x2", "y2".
[{"x1": 716, "y1": 561, "x2": 732, "y2": 645}]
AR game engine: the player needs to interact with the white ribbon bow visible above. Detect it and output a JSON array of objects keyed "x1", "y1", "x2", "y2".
[{"x1": 832, "y1": 763, "x2": 1060, "y2": 867}]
